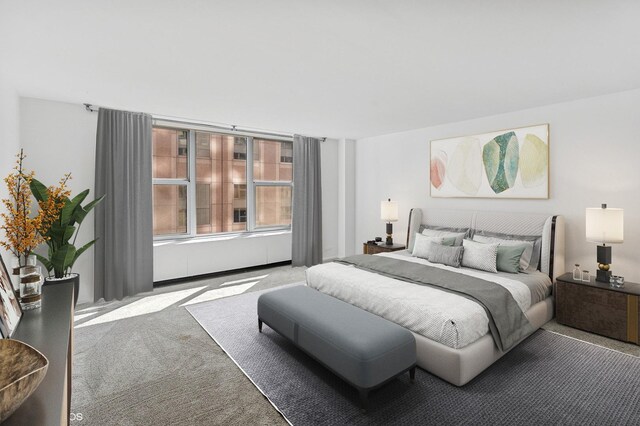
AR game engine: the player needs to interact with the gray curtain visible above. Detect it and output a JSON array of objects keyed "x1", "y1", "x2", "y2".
[
  {"x1": 94, "y1": 108, "x2": 153, "y2": 301},
  {"x1": 292, "y1": 135, "x2": 323, "y2": 267}
]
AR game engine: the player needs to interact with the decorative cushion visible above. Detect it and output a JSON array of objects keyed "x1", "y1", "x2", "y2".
[
  {"x1": 440, "y1": 237, "x2": 457, "y2": 246},
  {"x1": 427, "y1": 243, "x2": 464, "y2": 268},
  {"x1": 496, "y1": 244, "x2": 528, "y2": 274},
  {"x1": 421, "y1": 227, "x2": 468, "y2": 246},
  {"x1": 461, "y1": 239, "x2": 498, "y2": 273},
  {"x1": 412, "y1": 234, "x2": 444, "y2": 259},
  {"x1": 473, "y1": 234, "x2": 537, "y2": 272}
]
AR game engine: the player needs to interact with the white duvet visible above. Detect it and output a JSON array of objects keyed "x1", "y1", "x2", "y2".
[{"x1": 305, "y1": 252, "x2": 534, "y2": 349}]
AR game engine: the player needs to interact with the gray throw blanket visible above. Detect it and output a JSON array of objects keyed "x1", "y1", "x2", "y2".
[{"x1": 335, "y1": 255, "x2": 533, "y2": 351}]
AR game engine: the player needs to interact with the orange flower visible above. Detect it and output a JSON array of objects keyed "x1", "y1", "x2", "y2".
[{"x1": 0, "y1": 150, "x2": 69, "y2": 267}]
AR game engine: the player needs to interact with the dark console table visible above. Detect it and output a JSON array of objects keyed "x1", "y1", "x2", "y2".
[{"x1": 4, "y1": 282, "x2": 74, "y2": 426}]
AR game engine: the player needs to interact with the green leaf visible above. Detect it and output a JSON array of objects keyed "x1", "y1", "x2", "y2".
[
  {"x1": 51, "y1": 244, "x2": 77, "y2": 277},
  {"x1": 47, "y1": 223, "x2": 74, "y2": 245},
  {"x1": 70, "y1": 239, "x2": 97, "y2": 269},
  {"x1": 60, "y1": 190, "x2": 88, "y2": 225},
  {"x1": 30, "y1": 178, "x2": 49, "y2": 203},
  {"x1": 70, "y1": 189, "x2": 89, "y2": 206},
  {"x1": 63, "y1": 225, "x2": 76, "y2": 242},
  {"x1": 35, "y1": 253, "x2": 54, "y2": 274},
  {"x1": 73, "y1": 195, "x2": 105, "y2": 225}
]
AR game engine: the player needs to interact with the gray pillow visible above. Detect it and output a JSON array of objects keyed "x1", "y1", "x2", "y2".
[
  {"x1": 412, "y1": 234, "x2": 444, "y2": 259},
  {"x1": 471, "y1": 230, "x2": 541, "y2": 271},
  {"x1": 441, "y1": 236, "x2": 457, "y2": 246},
  {"x1": 461, "y1": 239, "x2": 498, "y2": 273},
  {"x1": 496, "y1": 244, "x2": 528, "y2": 274},
  {"x1": 419, "y1": 225, "x2": 470, "y2": 235},
  {"x1": 427, "y1": 243, "x2": 464, "y2": 268},
  {"x1": 473, "y1": 235, "x2": 536, "y2": 272},
  {"x1": 421, "y1": 228, "x2": 467, "y2": 246}
]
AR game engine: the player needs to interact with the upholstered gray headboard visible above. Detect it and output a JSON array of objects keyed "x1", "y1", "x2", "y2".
[{"x1": 406, "y1": 208, "x2": 565, "y2": 282}]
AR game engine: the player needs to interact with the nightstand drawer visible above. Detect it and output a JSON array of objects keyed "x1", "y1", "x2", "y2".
[{"x1": 556, "y1": 281, "x2": 628, "y2": 341}]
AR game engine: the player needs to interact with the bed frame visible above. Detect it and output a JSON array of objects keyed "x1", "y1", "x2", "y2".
[{"x1": 404, "y1": 208, "x2": 565, "y2": 386}]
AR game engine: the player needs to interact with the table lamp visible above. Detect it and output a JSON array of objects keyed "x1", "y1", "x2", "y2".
[
  {"x1": 586, "y1": 204, "x2": 624, "y2": 282},
  {"x1": 381, "y1": 198, "x2": 398, "y2": 245}
]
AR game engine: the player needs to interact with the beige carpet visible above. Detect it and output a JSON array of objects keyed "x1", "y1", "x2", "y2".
[
  {"x1": 72, "y1": 265, "x2": 638, "y2": 425},
  {"x1": 72, "y1": 264, "x2": 305, "y2": 425}
]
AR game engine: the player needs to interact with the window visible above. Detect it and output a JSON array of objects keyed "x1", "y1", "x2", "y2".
[
  {"x1": 234, "y1": 184, "x2": 246, "y2": 200},
  {"x1": 178, "y1": 136, "x2": 188, "y2": 156},
  {"x1": 233, "y1": 139, "x2": 247, "y2": 160},
  {"x1": 152, "y1": 185, "x2": 187, "y2": 235},
  {"x1": 280, "y1": 141, "x2": 293, "y2": 163},
  {"x1": 233, "y1": 208, "x2": 247, "y2": 223},
  {"x1": 196, "y1": 183, "x2": 210, "y2": 226},
  {"x1": 280, "y1": 205, "x2": 291, "y2": 222},
  {"x1": 152, "y1": 125, "x2": 292, "y2": 238},
  {"x1": 256, "y1": 186, "x2": 292, "y2": 227},
  {"x1": 196, "y1": 132, "x2": 211, "y2": 158},
  {"x1": 253, "y1": 138, "x2": 294, "y2": 229},
  {"x1": 152, "y1": 128, "x2": 189, "y2": 235},
  {"x1": 152, "y1": 128, "x2": 188, "y2": 179}
]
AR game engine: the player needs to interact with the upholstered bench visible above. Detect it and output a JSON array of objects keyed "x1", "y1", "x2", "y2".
[{"x1": 257, "y1": 285, "x2": 416, "y2": 409}]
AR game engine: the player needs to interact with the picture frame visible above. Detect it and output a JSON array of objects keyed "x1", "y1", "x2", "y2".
[
  {"x1": 430, "y1": 123, "x2": 549, "y2": 199},
  {"x1": 0, "y1": 254, "x2": 23, "y2": 338}
]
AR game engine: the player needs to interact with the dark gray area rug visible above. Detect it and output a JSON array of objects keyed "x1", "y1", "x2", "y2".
[{"x1": 187, "y1": 285, "x2": 640, "y2": 426}]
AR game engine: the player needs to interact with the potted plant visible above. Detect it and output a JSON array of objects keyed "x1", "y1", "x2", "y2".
[
  {"x1": 1, "y1": 151, "x2": 67, "y2": 309},
  {"x1": 29, "y1": 177, "x2": 104, "y2": 306}
]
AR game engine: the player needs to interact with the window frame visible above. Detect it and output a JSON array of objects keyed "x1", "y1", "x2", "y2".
[{"x1": 152, "y1": 121, "x2": 293, "y2": 241}]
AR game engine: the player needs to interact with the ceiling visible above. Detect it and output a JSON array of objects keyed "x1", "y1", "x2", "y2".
[{"x1": 2, "y1": 0, "x2": 639, "y2": 139}]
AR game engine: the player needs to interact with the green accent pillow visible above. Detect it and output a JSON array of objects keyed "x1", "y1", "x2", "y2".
[
  {"x1": 441, "y1": 237, "x2": 457, "y2": 246},
  {"x1": 496, "y1": 244, "x2": 528, "y2": 274}
]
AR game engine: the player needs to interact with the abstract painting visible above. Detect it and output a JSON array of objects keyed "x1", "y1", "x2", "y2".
[{"x1": 430, "y1": 124, "x2": 549, "y2": 199}]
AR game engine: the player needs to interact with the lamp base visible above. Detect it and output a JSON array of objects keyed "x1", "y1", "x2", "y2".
[
  {"x1": 385, "y1": 222, "x2": 393, "y2": 245},
  {"x1": 596, "y1": 244, "x2": 613, "y2": 283},
  {"x1": 596, "y1": 269, "x2": 611, "y2": 283}
]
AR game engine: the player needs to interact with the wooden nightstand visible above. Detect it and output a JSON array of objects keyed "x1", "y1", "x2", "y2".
[
  {"x1": 556, "y1": 272, "x2": 640, "y2": 345},
  {"x1": 363, "y1": 242, "x2": 406, "y2": 255}
]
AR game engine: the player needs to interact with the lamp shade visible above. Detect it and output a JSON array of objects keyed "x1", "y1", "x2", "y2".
[
  {"x1": 381, "y1": 199, "x2": 398, "y2": 222},
  {"x1": 586, "y1": 205, "x2": 624, "y2": 244}
]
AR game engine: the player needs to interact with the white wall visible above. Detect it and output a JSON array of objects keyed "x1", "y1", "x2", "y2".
[
  {"x1": 321, "y1": 138, "x2": 340, "y2": 261},
  {"x1": 0, "y1": 84, "x2": 20, "y2": 269},
  {"x1": 20, "y1": 98, "x2": 98, "y2": 303},
  {"x1": 355, "y1": 89, "x2": 640, "y2": 282},
  {"x1": 18, "y1": 97, "x2": 341, "y2": 296},
  {"x1": 338, "y1": 138, "x2": 356, "y2": 257}
]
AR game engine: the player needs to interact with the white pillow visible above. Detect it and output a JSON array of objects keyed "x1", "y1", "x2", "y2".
[
  {"x1": 461, "y1": 239, "x2": 498, "y2": 273},
  {"x1": 412, "y1": 234, "x2": 444, "y2": 259},
  {"x1": 421, "y1": 228, "x2": 466, "y2": 246},
  {"x1": 473, "y1": 235, "x2": 535, "y2": 272}
]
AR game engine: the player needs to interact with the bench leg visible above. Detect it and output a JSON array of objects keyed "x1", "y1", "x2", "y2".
[
  {"x1": 409, "y1": 366, "x2": 416, "y2": 383},
  {"x1": 358, "y1": 388, "x2": 369, "y2": 412},
  {"x1": 258, "y1": 319, "x2": 263, "y2": 333}
]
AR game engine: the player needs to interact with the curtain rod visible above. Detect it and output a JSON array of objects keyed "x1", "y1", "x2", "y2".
[{"x1": 83, "y1": 103, "x2": 326, "y2": 142}]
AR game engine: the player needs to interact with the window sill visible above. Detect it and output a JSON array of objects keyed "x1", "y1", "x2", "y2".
[{"x1": 153, "y1": 228, "x2": 291, "y2": 247}]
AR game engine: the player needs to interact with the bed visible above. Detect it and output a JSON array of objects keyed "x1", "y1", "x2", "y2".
[{"x1": 306, "y1": 208, "x2": 565, "y2": 386}]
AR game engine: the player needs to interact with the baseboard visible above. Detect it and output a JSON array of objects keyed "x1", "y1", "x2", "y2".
[{"x1": 153, "y1": 260, "x2": 293, "y2": 287}]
